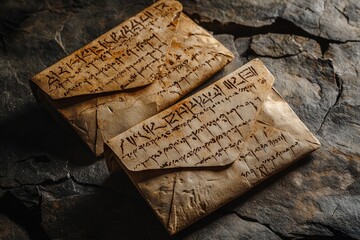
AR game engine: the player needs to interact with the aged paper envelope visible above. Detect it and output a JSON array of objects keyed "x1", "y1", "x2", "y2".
[
  {"x1": 30, "y1": 0, "x2": 234, "y2": 155},
  {"x1": 105, "y1": 59, "x2": 321, "y2": 235}
]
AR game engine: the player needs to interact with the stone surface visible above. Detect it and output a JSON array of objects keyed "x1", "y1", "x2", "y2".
[
  {"x1": 0, "y1": 214, "x2": 30, "y2": 240},
  {"x1": 183, "y1": 0, "x2": 360, "y2": 42},
  {"x1": 184, "y1": 214, "x2": 282, "y2": 240},
  {"x1": 0, "y1": 0, "x2": 359, "y2": 239},
  {"x1": 250, "y1": 33, "x2": 322, "y2": 58},
  {"x1": 323, "y1": 42, "x2": 360, "y2": 150}
]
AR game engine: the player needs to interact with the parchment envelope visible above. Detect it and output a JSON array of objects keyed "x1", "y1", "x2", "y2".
[
  {"x1": 105, "y1": 59, "x2": 321, "y2": 235},
  {"x1": 30, "y1": 0, "x2": 234, "y2": 155}
]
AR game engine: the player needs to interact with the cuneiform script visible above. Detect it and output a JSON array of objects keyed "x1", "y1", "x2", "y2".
[
  {"x1": 154, "y1": 14, "x2": 234, "y2": 111},
  {"x1": 106, "y1": 59, "x2": 321, "y2": 235},
  {"x1": 237, "y1": 120, "x2": 303, "y2": 185},
  {"x1": 109, "y1": 60, "x2": 275, "y2": 171},
  {"x1": 32, "y1": 0, "x2": 182, "y2": 99}
]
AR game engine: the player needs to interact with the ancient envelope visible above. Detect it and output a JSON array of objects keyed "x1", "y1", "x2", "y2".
[
  {"x1": 30, "y1": 0, "x2": 234, "y2": 155},
  {"x1": 105, "y1": 59, "x2": 321, "y2": 235}
]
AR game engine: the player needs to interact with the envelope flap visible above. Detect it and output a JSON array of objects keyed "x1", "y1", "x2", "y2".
[
  {"x1": 107, "y1": 59, "x2": 275, "y2": 171},
  {"x1": 31, "y1": 0, "x2": 182, "y2": 99}
]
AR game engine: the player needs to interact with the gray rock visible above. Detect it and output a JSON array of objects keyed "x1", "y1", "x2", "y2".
[
  {"x1": 0, "y1": 214, "x2": 30, "y2": 240},
  {"x1": 0, "y1": 107, "x2": 98, "y2": 191},
  {"x1": 227, "y1": 34, "x2": 360, "y2": 239},
  {"x1": 325, "y1": 42, "x2": 360, "y2": 101},
  {"x1": 70, "y1": 158, "x2": 109, "y2": 186},
  {"x1": 183, "y1": 0, "x2": 360, "y2": 41},
  {"x1": 182, "y1": 0, "x2": 285, "y2": 27},
  {"x1": 41, "y1": 174, "x2": 169, "y2": 240},
  {"x1": 0, "y1": 0, "x2": 359, "y2": 239},
  {"x1": 245, "y1": 33, "x2": 338, "y2": 133},
  {"x1": 233, "y1": 139, "x2": 359, "y2": 238},
  {"x1": 39, "y1": 178, "x2": 99, "y2": 200},
  {"x1": 283, "y1": 0, "x2": 360, "y2": 41},
  {"x1": 314, "y1": 195, "x2": 360, "y2": 238},
  {"x1": 184, "y1": 214, "x2": 282, "y2": 240},
  {"x1": 1, "y1": 154, "x2": 68, "y2": 187},
  {"x1": 250, "y1": 33, "x2": 322, "y2": 58},
  {"x1": 322, "y1": 42, "x2": 360, "y2": 153}
]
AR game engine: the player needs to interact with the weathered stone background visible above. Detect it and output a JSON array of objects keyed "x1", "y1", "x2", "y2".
[{"x1": 0, "y1": 0, "x2": 359, "y2": 239}]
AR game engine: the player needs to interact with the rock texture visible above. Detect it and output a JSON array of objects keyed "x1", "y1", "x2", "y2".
[
  {"x1": 0, "y1": 0, "x2": 359, "y2": 239},
  {"x1": 0, "y1": 214, "x2": 30, "y2": 240},
  {"x1": 183, "y1": 0, "x2": 360, "y2": 42}
]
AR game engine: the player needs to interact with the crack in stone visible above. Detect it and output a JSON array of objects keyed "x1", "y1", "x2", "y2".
[
  {"x1": 1, "y1": 151, "x2": 102, "y2": 191},
  {"x1": 333, "y1": 5, "x2": 350, "y2": 25},
  {"x1": 186, "y1": 13, "x2": 346, "y2": 55},
  {"x1": 0, "y1": 2, "x2": 358, "y2": 239},
  {"x1": 229, "y1": 211, "x2": 291, "y2": 239},
  {"x1": 309, "y1": 222, "x2": 358, "y2": 240},
  {"x1": 69, "y1": 175, "x2": 102, "y2": 189},
  {"x1": 54, "y1": 24, "x2": 68, "y2": 54},
  {"x1": 318, "y1": 0, "x2": 327, "y2": 41},
  {"x1": 289, "y1": 232, "x2": 344, "y2": 240},
  {"x1": 317, "y1": 74, "x2": 343, "y2": 134},
  {"x1": 0, "y1": 176, "x2": 70, "y2": 190},
  {"x1": 1, "y1": 176, "x2": 102, "y2": 191},
  {"x1": 331, "y1": 203, "x2": 339, "y2": 217},
  {"x1": 349, "y1": 121, "x2": 360, "y2": 127}
]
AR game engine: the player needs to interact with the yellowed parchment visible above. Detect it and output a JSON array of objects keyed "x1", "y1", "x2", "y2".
[
  {"x1": 30, "y1": 0, "x2": 234, "y2": 155},
  {"x1": 106, "y1": 59, "x2": 321, "y2": 234}
]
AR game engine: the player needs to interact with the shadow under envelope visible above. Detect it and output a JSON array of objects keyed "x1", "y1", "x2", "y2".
[
  {"x1": 0, "y1": 104, "x2": 98, "y2": 168},
  {"x1": 0, "y1": 101, "x2": 313, "y2": 239}
]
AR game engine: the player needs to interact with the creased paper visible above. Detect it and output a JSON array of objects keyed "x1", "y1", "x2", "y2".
[
  {"x1": 30, "y1": 0, "x2": 234, "y2": 155},
  {"x1": 106, "y1": 59, "x2": 321, "y2": 234}
]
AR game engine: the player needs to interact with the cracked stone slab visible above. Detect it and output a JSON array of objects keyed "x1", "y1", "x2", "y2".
[
  {"x1": 325, "y1": 42, "x2": 360, "y2": 102},
  {"x1": 321, "y1": 42, "x2": 360, "y2": 153},
  {"x1": 39, "y1": 178, "x2": 99, "y2": 200},
  {"x1": 182, "y1": 0, "x2": 286, "y2": 28},
  {"x1": 232, "y1": 139, "x2": 360, "y2": 238},
  {"x1": 0, "y1": 0, "x2": 359, "y2": 239},
  {"x1": 241, "y1": 33, "x2": 339, "y2": 133},
  {"x1": 257, "y1": 55, "x2": 338, "y2": 134},
  {"x1": 69, "y1": 159, "x2": 109, "y2": 187},
  {"x1": 0, "y1": 0, "x2": 154, "y2": 121},
  {"x1": 250, "y1": 33, "x2": 322, "y2": 58},
  {"x1": 227, "y1": 34, "x2": 360, "y2": 239},
  {"x1": 183, "y1": 0, "x2": 360, "y2": 41},
  {"x1": 283, "y1": 0, "x2": 360, "y2": 41}
]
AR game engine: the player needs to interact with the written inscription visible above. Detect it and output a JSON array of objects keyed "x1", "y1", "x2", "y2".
[
  {"x1": 110, "y1": 61, "x2": 277, "y2": 171},
  {"x1": 238, "y1": 125, "x2": 301, "y2": 183},
  {"x1": 33, "y1": 0, "x2": 182, "y2": 99}
]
